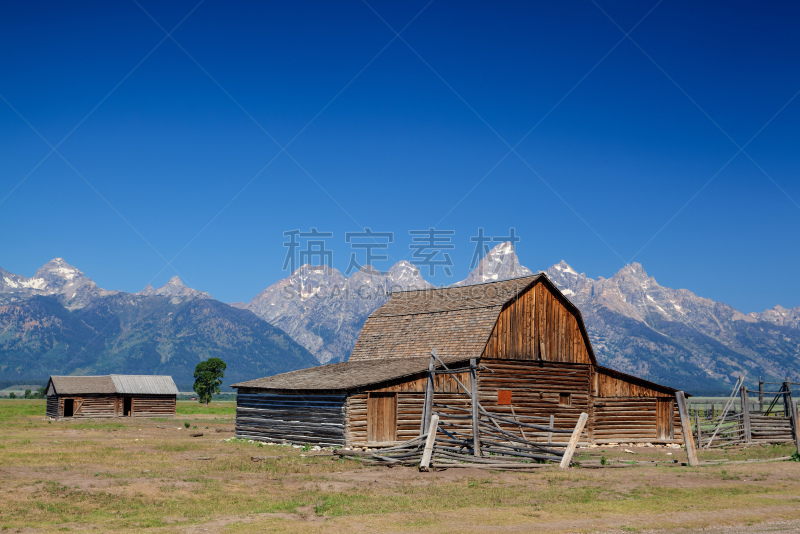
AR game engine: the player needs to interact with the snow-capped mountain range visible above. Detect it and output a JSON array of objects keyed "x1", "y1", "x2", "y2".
[
  {"x1": 246, "y1": 261, "x2": 431, "y2": 364},
  {"x1": 1, "y1": 247, "x2": 798, "y2": 390},
  {"x1": 0, "y1": 258, "x2": 114, "y2": 309},
  {"x1": 0, "y1": 259, "x2": 210, "y2": 309},
  {"x1": 139, "y1": 276, "x2": 212, "y2": 301},
  {"x1": 0, "y1": 259, "x2": 314, "y2": 385}
]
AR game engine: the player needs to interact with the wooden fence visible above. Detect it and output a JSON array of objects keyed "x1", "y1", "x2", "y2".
[{"x1": 690, "y1": 377, "x2": 800, "y2": 452}]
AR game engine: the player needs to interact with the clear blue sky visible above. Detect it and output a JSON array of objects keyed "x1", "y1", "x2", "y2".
[{"x1": 1, "y1": 0, "x2": 799, "y2": 313}]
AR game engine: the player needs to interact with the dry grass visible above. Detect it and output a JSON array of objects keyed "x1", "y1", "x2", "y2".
[{"x1": 1, "y1": 399, "x2": 800, "y2": 533}]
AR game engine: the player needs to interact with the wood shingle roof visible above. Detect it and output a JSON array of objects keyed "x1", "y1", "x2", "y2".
[
  {"x1": 349, "y1": 274, "x2": 543, "y2": 361},
  {"x1": 230, "y1": 355, "x2": 468, "y2": 392}
]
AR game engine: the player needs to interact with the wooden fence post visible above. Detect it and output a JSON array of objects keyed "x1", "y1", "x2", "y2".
[
  {"x1": 675, "y1": 391, "x2": 698, "y2": 467},
  {"x1": 740, "y1": 383, "x2": 751, "y2": 444},
  {"x1": 793, "y1": 402, "x2": 800, "y2": 457},
  {"x1": 759, "y1": 378, "x2": 764, "y2": 415},
  {"x1": 419, "y1": 414, "x2": 439, "y2": 472},
  {"x1": 548, "y1": 414, "x2": 554, "y2": 444},
  {"x1": 785, "y1": 382, "x2": 800, "y2": 456},
  {"x1": 420, "y1": 350, "x2": 436, "y2": 436},
  {"x1": 694, "y1": 412, "x2": 701, "y2": 447},
  {"x1": 559, "y1": 412, "x2": 588, "y2": 469},
  {"x1": 784, "y1": 379, "x2": 791, "y2": 417},
  {"x1": 469, "y1": 358, "x2": 481, "y2": 458}
]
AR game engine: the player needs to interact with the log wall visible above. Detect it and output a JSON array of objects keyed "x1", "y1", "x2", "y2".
[
  {"x1": 347, "y1": 391, "x2": 472, "y2": 446},
  {"x1": 482, "y1": 282, "x2": 592, "y2": 364},
  {"x1": 478, "y1": 359, "x2": 591, "y2": 442},
  {"x1": 347, "y1": 371, "x2": 473, "y2": 446},
  {"x1": 47, "y1": 395, "x2": 177, "y2": 418},
  {"x1": 46, "y1": 395, "x2": 59, "y2": 418},
  {"x1": 128, "y1": 395, "x2": 176, "y2": 417},
  {"x1": 235, "y1": 392, "x2": 346, "y2": 447},
  {"x1": 592, "y1": 397, "x2": 683, "y2": 442}
]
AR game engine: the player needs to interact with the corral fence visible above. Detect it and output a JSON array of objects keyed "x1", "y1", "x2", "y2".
[{"x1": 689, "y1": 377, "x2": 800, "y2": 451}]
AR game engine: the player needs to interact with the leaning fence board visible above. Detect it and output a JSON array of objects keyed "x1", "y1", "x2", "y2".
[
  {"x1": 559, "y1": 412, "x2": 588, "y2": 468},
  {"x1": 419, "y1": 414, "x2": 439, "y2": 471},
  {"x1": 675, "y1": 391, "x2": 698, "y2": 467}
]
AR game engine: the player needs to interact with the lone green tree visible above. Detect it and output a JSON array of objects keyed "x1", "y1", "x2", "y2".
[{"x1": 193, "y1": 357, "x2": 227, "y2": 405}]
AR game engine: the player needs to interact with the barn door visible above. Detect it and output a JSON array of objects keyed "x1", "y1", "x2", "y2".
[
  {"x1": 63, "y1": 399, "x2": 74, "y2": 417},
  {"x1": 656, "y1": 398, "x2": 673, "y2": 440},
  {"x1": 367, "y1": 393, "x2": 397, "y2": 443},
  {"x1": 74, "y1": 398, "x2": 84, "y2": 415}
]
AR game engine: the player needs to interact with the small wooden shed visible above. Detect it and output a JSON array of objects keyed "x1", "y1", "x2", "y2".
[
  {"x1": 232, "y1": 274, "x2": 683, "y2": 447},
  {"x1": 45, "y1": 375, "x2": 178, "y2": 418}
]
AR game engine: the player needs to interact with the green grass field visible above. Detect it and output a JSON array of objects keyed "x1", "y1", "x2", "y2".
[
  {"x1": 1, "y1": 400, "x2": 799, "y2": 533},
  {"x1": 176, "y1": 400, "x2": 237, "y2": 415}
]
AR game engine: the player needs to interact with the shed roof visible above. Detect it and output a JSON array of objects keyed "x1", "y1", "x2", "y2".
[
  {"x1": 110, "y1": 375, "x2": 179, "y2": 395},
  {"x1": 47, "y1": 375, "x2": 178, "y2": 396},
  {"x1": 349, "y1": 274, "x2": 544, "y2": 362},
  {"x1": 231, "y1": 355, "x2": 469, "y2": 392}
]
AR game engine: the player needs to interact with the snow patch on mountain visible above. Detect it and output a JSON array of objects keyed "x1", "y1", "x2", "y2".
[
  {"x1": 454, "y1": 241, "x2": 532, "y2": 286},
  {"x1": 0, "y1": 258, "x2": 115, "y2": 309},
  {"x1": 138, "y1": 276, "x2": 212, "y2": 300}
]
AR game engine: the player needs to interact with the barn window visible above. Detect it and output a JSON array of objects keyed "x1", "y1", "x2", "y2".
[
  {"x1": 497, "y1": 390, "x2": 512, "y2": 405},
  {"x1": 559, "y1": 393, "x2": 571, "y2": 406}
]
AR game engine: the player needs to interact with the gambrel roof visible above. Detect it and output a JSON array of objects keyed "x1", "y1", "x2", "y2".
[
  {"x1": 349, "y1": 275, "x2": 543, "y2": 362},
  {"x1": 349, "y1": 273, "x2": 597, "y2": 364}
]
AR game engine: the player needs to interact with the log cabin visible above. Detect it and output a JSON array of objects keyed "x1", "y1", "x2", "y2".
[
  {"x1": 45, "y1": 375, "x2": 178, "y2": 418},
  {"x1": 232, "y1": 274, "x2": 683, "y2": 447}
]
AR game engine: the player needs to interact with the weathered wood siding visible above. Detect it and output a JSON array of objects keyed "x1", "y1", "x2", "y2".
[
  {"x1": 592, "y1": 368, "x2": 682, "y2": 442},
  {"x1": 482, "y1": 282, "x2": 592, "y2": 364},
  {"x1": 46, "y1": 395, "x2": 176, "y2": 418},
  {"x1": 478, "y1": 359, "x2": 591, "y2": 442},
  {"x1": 592, "y1": 397, "x2": 682, "y2": 442},
  {"x1": 52, "y1": 395, "x2": 117, "y2": 418},
  {"x1": 46, "y1": 395, "x2": 59, "y2": 418},
  {"x1": 235, "y1": 392, "x2": 346, "y2": 447},
  {"x1": 347, "y1": 371, "x2": 472, "y2": 446},
  {"x1": 127, "y1": 395, "x2": 176, "y2": 417},
  {"x1": 594, "y1": 368, "x2": 673, "y2": 397},
  {"x1": 348, "y1": 392, "x2": 472, "y2": 446}
]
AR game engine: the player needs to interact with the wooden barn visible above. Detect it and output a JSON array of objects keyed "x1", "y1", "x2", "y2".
[
  {"x1": 232, "y1": 274, "x2": 684, "y2": 447},
  {"x1": 45, "y1": 375, "x2": 179, "y2": 419}
]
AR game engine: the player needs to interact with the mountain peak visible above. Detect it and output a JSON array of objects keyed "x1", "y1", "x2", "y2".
[
  {"x1": 551, "y1": 260, "x2": 579, "y2": 276},
  {"x1": 387, "y1": 261, "x2": 432, "y2": 291},
  {"x1": 613, "y1": 262, "x2": 652, "y2": 282},
  {"x1": 35, "y1": 258, "x2": 84, "y2": 282},
  {"x1": 140, "y1": 283, "x2": 157, "y2": 296},
  {"x1": 165, "y1": 276, "x2": 186, "y2": 287},
  {"x1": 455, "y1": 241, "x2": 532, "y2": 286},
  {"x1": 138, "y1": 275, "x2": 211, "y2": 300}
]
